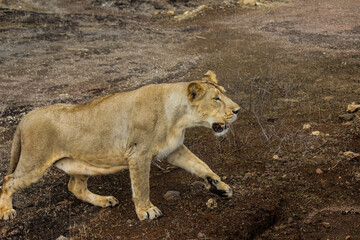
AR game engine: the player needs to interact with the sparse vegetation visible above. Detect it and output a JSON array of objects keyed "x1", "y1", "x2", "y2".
[{"x1": 1, "y1": 0, "x2": 360, "y2": 239}]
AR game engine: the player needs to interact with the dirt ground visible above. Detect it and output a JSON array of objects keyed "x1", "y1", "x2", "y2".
[{"x1": 0, "y1": 0, "x2": 360, "y2": 239}]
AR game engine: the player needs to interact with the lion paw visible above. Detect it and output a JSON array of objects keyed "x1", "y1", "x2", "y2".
[
  {"x1": 137, "y1": 206, "x2": 163, "y2": 220},
  {"x1": 206, "y1": 177, "x2": 233, "y2": 198},
  {"x1": 96, "y1": 196, "x2": 119, "y2": 208},
  {"x1": 0, "y1": 208, "x2": 16, "y2": 220}
]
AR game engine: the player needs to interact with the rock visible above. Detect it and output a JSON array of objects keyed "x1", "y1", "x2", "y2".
[
  {"x1": 303, "y1": 123, "x2": 311, "y2": 130},
  {"x1": 305, "y1": 218, "x2": 312, "y2": 224},
  {"x1": 272, "y1": 155, "x2": 280, "y2": 160},
  {"x1": 321, "y1": 221, "x2": 330, "y2": 228},
  {"x1": 56, "y1": 236, "x2": 69, "y2": 240},
  {"x1": 206, "y1": 198, "x2": 217, "y2": 209},
  {"x1": 164, "y1": 191, "x2": 181, "y2": 201},
  {"x1": 343, "y1": 151, "x2": 360, "y2": 159},
  {"x1": 255, "y1": 2, "x2": 263, "y2": 6},
  {"x1": 316, "y1": 168, "x2": 323, "y2": 174},
  {"x1": 167, "y1": 10, "x2": 175, "y2": 17},
  {"x1": 311, "y1": 131, "x2": 320, "y2": 136},
  {"x1": 244, "y1": 172, "x2": 253, "y2": 180},
  {"x1": 342, "y1": 121, "x2": 352, "y2": 126},
  {"x1": 174, "y1": 5, "x2": 211, "y2": 21},
  {"x1": 242, "y1": 0, "x2": 256, "y2": 5},
  {"x1": 339, "y1": 113, "x2": 355, "y2": 121},
  {"x1": 347, "y1": 103, "x2": 360, "y2": 113},
  {"x1": 197, "y1": 232, "x2": 207, "y2": 239},
  {"x1": 354, "y1": 172, "x2": 360, "y2": 182}
]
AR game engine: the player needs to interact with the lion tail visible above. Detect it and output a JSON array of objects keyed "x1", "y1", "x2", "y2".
[{"x1": 7, "y1": 125, "x2": 22, "y2": 175}]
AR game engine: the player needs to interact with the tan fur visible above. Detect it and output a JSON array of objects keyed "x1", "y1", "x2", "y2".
[{"x1": 0, "y1": 71, "x2": 240, "y2": 221}]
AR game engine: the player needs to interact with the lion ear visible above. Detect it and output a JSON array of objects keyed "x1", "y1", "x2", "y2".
[
  {"x1": 202, "y1": 70, "x2": 218, "y2": 83},
  {"x1": 187, "y1": 82, "x2": 205, "y2": 103}
]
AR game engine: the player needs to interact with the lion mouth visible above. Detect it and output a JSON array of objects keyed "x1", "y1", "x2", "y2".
[{"x1": 212, "y1": 123, "x2": 228, "y2": 133}]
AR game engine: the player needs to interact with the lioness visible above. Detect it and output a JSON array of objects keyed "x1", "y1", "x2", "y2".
[{"x1": 0, "y1": 71, "x2": 240, "y2": 221}]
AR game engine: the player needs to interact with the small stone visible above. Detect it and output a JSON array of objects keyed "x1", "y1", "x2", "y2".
[
  {"x1": 255, "y1": 2, "x2": 263, "y2": 6},
  {"x1": 342, "y1": 121, "x2": 352, "y2": 126},
  {"x1": 164, "y1": 191, "x2": 181, "y2": 201},
  {"x1": 197, "y1": 232, "x2": 207, "y2": 239},
  {"x1": 244, "y1": 172, "x2": 253, "y2": 180},
  {"x1": 303, "y1": 123, "x2": 311, "y2": 130},
  {"x1": 241, "y1": 0, "x2": 256, "y2": 5},
  {"x1": 56, "y1": 236, "x2": 69, "y2": 240},
  {"x1": 343, "y1": 151, "x2": 360, "y2": 159},
  {"x1": 311, "y1": 131, "x2": 320, "y2": 136},
  {"x1": 316, "y1": 168, "x2": 323, "y2": 174},
  {"x1": 206, "y1": 198, "x2": 217, "y2": 209},
  {"x1": 339, "y1": 114, "x2": 355, "y2": 121},
  {"x1": 167, "y1": 10, "x2": 175, "y2": 17},
  {"x1": 321, "y1": 221, "x2": 330, "y2": 228},
  {"x1": 273, "y1": 155, "x2": 279, "y2": 160},
  {"x1": 347, "y1": 103, "x2": 360, "y2": 113}
]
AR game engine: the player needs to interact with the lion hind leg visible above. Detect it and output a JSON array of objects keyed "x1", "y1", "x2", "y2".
[{"x1": 68, "y1": 175, "x2": 119, "y2": 208}]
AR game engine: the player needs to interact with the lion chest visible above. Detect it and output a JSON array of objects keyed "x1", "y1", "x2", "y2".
[{"x1": 156, "y1": 130, "x2": 184, "y2": 160}]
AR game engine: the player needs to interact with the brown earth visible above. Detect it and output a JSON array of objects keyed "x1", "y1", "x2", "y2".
[{"x1": 0, "y1": 0, "x2": 360, "y2": 239}]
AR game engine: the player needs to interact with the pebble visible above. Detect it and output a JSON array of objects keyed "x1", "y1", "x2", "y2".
[
  {"x1": 342, "y1": 121, "x2": 352, "y2": 126},
  {"x1": 164, "y1": 191, "x2": 181, "y2": 201},
  {"x1": 316, "y1": 168, "x2": 323, "y2": 174},
  {"x1": 273, "y1": 155, "x2": 279, "y2": 160},
  {"x1": 311, "y1": 131, "x2": 320, "y2": 136},
  {"x1": 321, "y1": 221, "x2": 330, "y2": 228},
  {"x1": 303, "y1": 123, "x2": 311, "y2": 130},
  {"x1": 347, "y1": 103, "x2": 360, "y2": 113},
  {"x1": 354, "y1": 172, "x2": 360, "y2": 182},
  {"x1": 197, "y1": 232, "x2": 207, "y2": 239},
  {"x1": 167, "y1": 10, "x2": 175, "y2": 17},
  {"x1": 56, "y1": 236, "x2": 69, "y2": 240},
  {"x1": 242, "y1": 0, "x2": 256, "y2": 5},
  {"x1": 339, "y1": 113, "x2": 355, "y2": 121},
  {"x1": 244, "y1": 172, "x2": 253, "y2": 180},
  {"x1": 343, "y1": 151, "x2": 360, "y2": 159},
  {"x1": 206, "y1": 198, "x2": 217, "y2": 209}
]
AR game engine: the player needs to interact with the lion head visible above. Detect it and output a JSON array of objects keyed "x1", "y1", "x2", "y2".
[{"x1": 187, "y1": 71, "x2": 240, "y2": 136}]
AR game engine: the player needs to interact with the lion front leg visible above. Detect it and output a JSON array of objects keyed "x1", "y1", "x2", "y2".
[
  {"x1": 128, "y1": 157, "x2": 162, "y2": 220},
  {"x1": 167, "y1": 144, "x2": 232, "y2": 198}
]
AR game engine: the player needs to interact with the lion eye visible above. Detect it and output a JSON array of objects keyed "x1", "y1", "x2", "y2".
[{"x1": 214, "y1": 97, "x2": 221, "y2": 101}]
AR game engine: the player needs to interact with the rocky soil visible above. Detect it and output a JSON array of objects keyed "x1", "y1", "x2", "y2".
[{"x1": 0, "y1": 0, "x2": 360, "y2": 239}]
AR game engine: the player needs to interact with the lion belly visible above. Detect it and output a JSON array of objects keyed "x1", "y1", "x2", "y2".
[{"x1": 55, "y1": 158, "x2": 128, "y2": 176}]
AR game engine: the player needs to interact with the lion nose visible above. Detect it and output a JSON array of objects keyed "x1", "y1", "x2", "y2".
[{"x1": 232, "y1": 109, "x2": 240, "y2": 114}]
